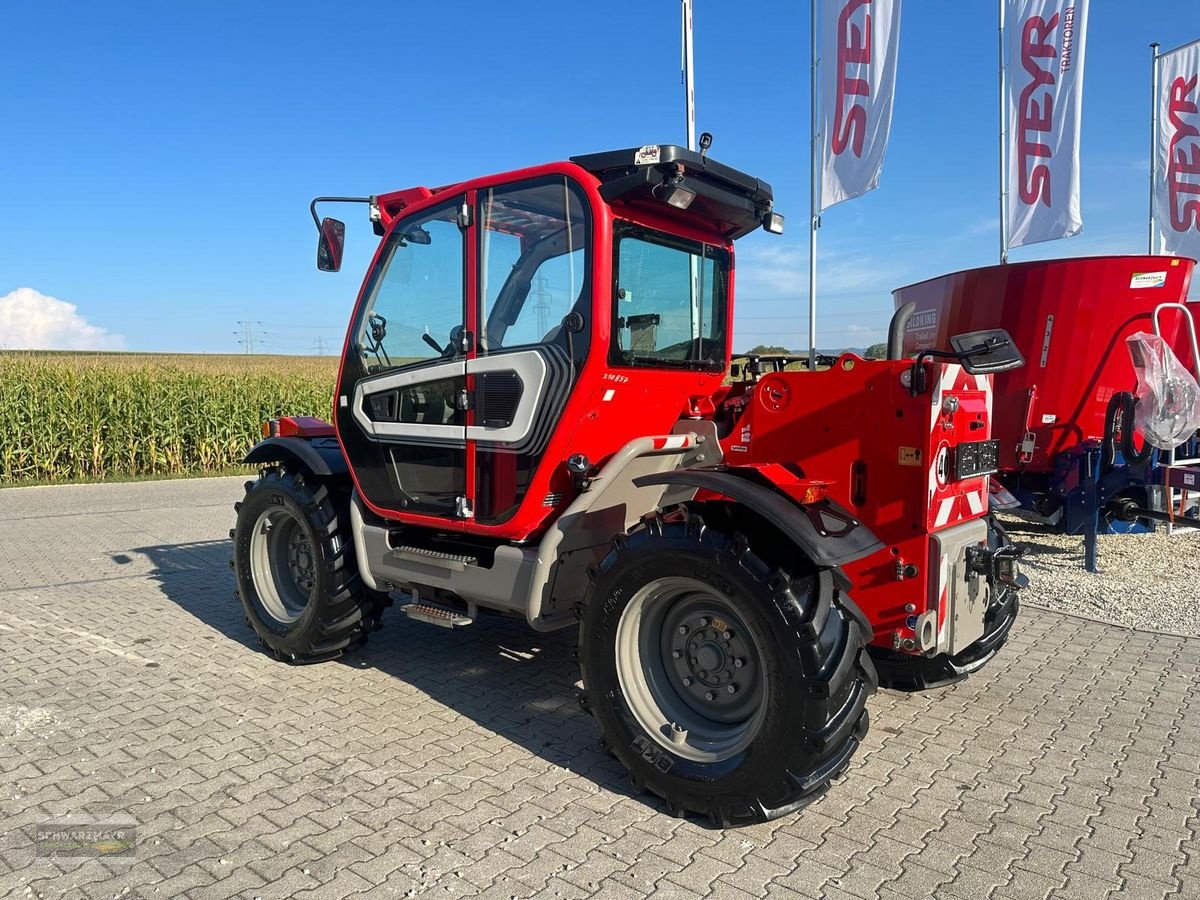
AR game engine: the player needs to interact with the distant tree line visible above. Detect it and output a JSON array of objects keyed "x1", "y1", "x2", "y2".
[{"x1": 744, "y1": 343, "x2": 888, "y2": 359}]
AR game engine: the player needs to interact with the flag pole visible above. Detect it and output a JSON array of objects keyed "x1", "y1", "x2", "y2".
[
  {"x1": 682, "y1": 0, "x2": 696, "y2": 151},
  {"x1": 682, "y1": 0, "x2": 701, "y2": 343},
  {"x1": 999, "y1": 0, "x2": 1009, "y2": 263},
  {"x1": 808, "y1": 0, "x2": 820, "y2": 370},
  {"x1": 1149, "y1": 42, "x2": 1160, "y2": 255}
]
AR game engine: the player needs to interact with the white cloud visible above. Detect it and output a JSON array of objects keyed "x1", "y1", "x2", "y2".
[
  {"x1": 845, "y1": 323, "x2": 882, "y2": 336},
  {"x1": 0, "y1": 288, "x2": 125, "y2": 351},
  {"x1": 735, "y1": 241, "x2": 916, "y2": 301}
]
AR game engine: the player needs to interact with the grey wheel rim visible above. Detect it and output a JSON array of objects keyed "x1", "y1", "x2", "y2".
[
  {"x1": 248, "y1": 505, "x2": 317, "y2": 625},
  {"x1": 615, "y1": 576, "x2": 768, "y2": 763}
]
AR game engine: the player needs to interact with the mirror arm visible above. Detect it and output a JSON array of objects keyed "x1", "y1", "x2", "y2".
[
  {"x1": 910, "y1": 348, "x2": 956, "y2": 396},
  {"x1": 309, "y1": 196, "x2": 373, "y2": 232},
  {"x1": 911, "y1": 336, "x2": 1019, "y2": 395}
]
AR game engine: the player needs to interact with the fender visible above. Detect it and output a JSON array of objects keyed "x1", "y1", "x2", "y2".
[
  {"x1": 633, "y1": 468, "x2": 883, "y2": 568},
  {"x1": 243, "y1": 436, "x2": 348, "y2": 478}
]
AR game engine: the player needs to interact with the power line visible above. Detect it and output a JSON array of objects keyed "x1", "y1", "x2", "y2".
[{"x1": 235, "y1": 320, "x2": 267, "y2": 354}]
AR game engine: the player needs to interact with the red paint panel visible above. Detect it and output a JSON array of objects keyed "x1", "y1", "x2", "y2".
[
  {"x1": 718, "y1": 356, "x2": 994, "y2": 646},
  {"x1": 276, "y1": 416, "x2": 336, "y2": 438}
]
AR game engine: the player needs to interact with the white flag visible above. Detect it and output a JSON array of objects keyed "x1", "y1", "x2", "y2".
[
  {"x1": 820, "y1": 0, "x2": 903, "y2": 211},
  {"x1": 1006, "y1": 0, "x2": 1089, "y2": 248},
  {"x1": 1156, "y1": 40, "x2": 1200, "y2": 261}
]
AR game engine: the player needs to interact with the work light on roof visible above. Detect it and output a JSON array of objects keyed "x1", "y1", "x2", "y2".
[{"x1": 658, "y1": 173, "x2": 697, "y2": 210}]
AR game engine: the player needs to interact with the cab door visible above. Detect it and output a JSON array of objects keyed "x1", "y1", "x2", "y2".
[
  {"x1": 468, "y1": 176, "x2": 591, "y2": 524},
  {"x1": 336, "y1": 195, "x2": 471, "y2": 521}
]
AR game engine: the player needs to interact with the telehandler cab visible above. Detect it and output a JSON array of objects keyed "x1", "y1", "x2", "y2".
[{"x1": 232, "y1": 145, "x2": 1026, "y2": 826}]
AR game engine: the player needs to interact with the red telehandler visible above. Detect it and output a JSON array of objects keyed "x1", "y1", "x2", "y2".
[{"x1": 232, "y1": 145, "x2": 1027, "y2": 825}]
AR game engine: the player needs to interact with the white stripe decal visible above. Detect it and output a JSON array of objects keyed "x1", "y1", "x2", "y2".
[
  {"x1": 966, "y1": 490, "x2": 984, "y2": 514},
  {"x1": 934, "y1": 497, "x2": 955, "y2": 527},
  {"x1": 658, "y1": 435, "x2": 691, "y2": 449}
]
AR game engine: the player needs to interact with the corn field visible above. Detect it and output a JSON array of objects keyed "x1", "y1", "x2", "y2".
[{"x1": 0, "y1": 352, "x2": 338, "y2": 484}]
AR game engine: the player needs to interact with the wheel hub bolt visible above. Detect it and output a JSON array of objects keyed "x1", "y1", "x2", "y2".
[
  {"x1": 721, "y1": 630, "x2": 733, "y2": 641},
  {"x1": 734, "y1": 658, "x2": 745, "y2": 668},
  {"x1": 705, "y1": 691, "x2": 717, "y2": 701},
  {"x1": 699, "y1": 617, "x2": 710, "y2": 627},
  {"x1": 672, "y1": 649, "x2": 682, "y2": 659},
  {"x1": 682, "y1": 676, "x2": 694, "y2": 686},
  {"x1": 678, "y1": 625, "x2": 689, "y2": 636},
  {"x1": 727, "y1": 684, "x2": 738, "y2": 695}
]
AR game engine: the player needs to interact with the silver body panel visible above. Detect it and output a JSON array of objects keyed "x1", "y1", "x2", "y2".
[
  {"x1": 350, "y1": 422, "x2": 721, "y2": 631},
  {"x1": 929, "y1": 519, "x2": 990, "y2": 657}
]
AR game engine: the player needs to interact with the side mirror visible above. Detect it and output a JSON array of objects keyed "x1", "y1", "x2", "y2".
[
  {"x1": 950, "y1": 329, "x2": 1025, "y2": 375},
  {"x1": 317, "y1": 217, "x2": 346, "y2": 272}
]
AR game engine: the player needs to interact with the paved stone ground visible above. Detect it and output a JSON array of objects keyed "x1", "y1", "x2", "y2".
[{"x1": 1, "y1": 477, "x2": 1198, "y2": 900}]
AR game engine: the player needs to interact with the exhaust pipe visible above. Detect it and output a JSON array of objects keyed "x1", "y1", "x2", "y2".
[{"x1": 887, "y1": 302, "x2": 917, "y2": 360}]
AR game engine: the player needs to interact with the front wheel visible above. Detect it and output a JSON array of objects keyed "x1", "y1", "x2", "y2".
[
  {"x1": 579, "y1": 512, "x2": 876, "y2": 827},
  {"x1": 232, "y1": 468, "x2": 386, "y2": 662}
]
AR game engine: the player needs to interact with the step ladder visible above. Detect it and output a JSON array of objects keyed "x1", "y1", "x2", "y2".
[
  {"x1": 1153, "y1": 303, "x2": 1200, "y2": 534},
  {"x1": 398, "y1": 589, "x2": 476, "y2": 629}
]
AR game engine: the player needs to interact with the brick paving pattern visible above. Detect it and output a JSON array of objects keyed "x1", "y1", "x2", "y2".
[{"x1": 1, "y1": 477, "x2": 1197, "y2": 899}]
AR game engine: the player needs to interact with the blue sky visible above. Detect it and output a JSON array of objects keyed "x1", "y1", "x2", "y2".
[{"x1": 1, "y1": 1, "x2": 1196, "y2": 354}]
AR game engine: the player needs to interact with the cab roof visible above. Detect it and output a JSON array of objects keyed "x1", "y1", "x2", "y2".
[
  {"x1": 571, "y1": 144, "x2": 776, "y2": 240},
  {"x1": 374, "y1": 144, "x2": 778, "y2": 241}
]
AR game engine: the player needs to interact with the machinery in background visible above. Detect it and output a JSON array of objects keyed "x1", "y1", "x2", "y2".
[{"x1": 894, "y1": 255, "x2": 1200, "y2": 570}]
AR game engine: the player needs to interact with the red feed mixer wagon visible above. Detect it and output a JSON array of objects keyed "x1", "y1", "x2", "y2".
[
  {"x1": 893, "y1": 256, "x2": 1200, "y2": 570},
  {"x1": 231, "y1": 145, "x2": 1027, "y2": 825}
]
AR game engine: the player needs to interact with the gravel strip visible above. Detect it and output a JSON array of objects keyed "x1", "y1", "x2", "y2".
[{"x1": 1002, "y1": 514, "x2": 1200, "y2": 636}]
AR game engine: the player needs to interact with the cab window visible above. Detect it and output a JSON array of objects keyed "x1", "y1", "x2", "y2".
[
  {"x1": 479, "y1": 177, "x2": 589, "y2": 355},
  {"x1": 610, "y1": 223, "x2": 728, "y2": 370}
]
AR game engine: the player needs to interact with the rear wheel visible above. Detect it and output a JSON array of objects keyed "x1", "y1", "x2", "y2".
[
  {"x1": 232, "y1": 467, "x2": 386, "y2": 662},
  {"x1": 579, "y1": 511, "x2": 876, "y2": 827}
]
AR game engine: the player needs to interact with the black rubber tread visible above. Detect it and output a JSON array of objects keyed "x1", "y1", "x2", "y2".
[
  {"x1": 232, "y1": 467, "x2": 388, "y2": 663},
  {"x1": 578, "y1": 510, "x2": 876, "y2": 827},
  {"x1": 870, "y1": 515, "x2": 1021, "y2": 692}
]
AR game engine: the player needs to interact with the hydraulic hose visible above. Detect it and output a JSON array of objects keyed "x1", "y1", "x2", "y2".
[{"x1": 1103, "y1": 391, "x2": 1153, "y2": 471}]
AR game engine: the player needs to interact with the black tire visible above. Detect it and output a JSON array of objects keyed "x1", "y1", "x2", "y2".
[
  {"x1": 578, "y1": 511, "x2": 876, "y2": 827},
  {"x1": 870, "y1": 515, "x2": 1020, "y2": 691},
  {"x1": 232, "y1": 467, "x2": 386, "y2": 663}
]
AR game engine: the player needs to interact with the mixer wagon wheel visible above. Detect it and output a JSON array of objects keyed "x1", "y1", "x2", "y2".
[
  {"x1": 578, "y1": 509, "x2": 877, "y2": 827},
  {"x1": 231, "y1": 467, "x2": 388, "y2": 663}
]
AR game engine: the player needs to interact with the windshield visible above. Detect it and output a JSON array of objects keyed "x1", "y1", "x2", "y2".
[
  {"x1": 355, "y1": 200, "x2": 464, "y2": 372},
  {"x1": 610, "y1": 222, "x2": 729, "y2": 370}
]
